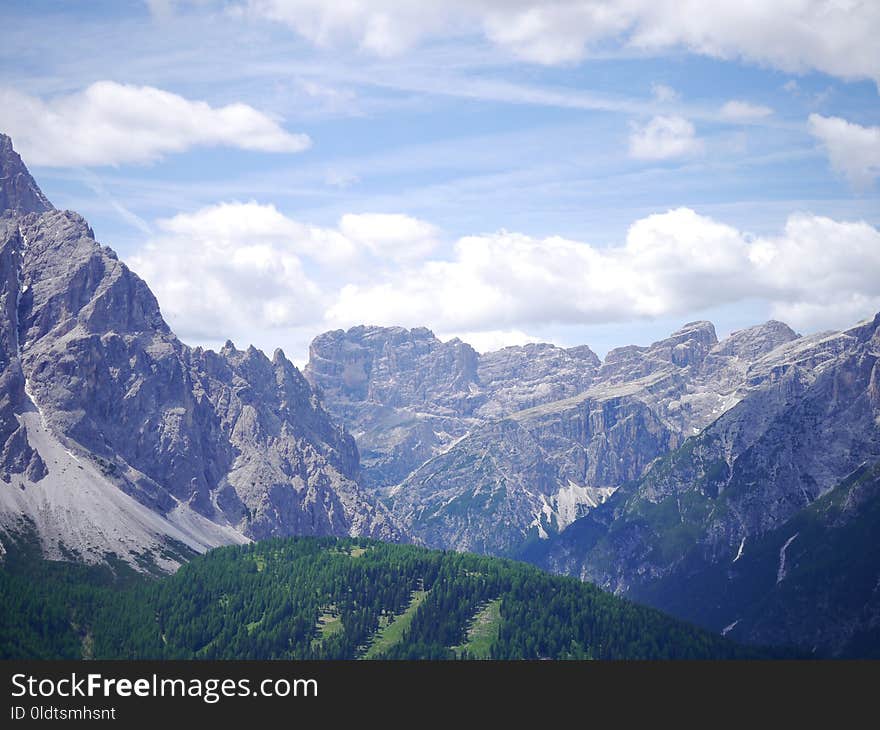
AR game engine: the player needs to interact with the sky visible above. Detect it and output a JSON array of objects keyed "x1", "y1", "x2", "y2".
[{"x1": 1, "y1": 1, "x2": 879, "y2": 364}]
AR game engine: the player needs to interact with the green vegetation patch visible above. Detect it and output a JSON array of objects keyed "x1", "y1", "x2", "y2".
[
  {"x1": 452, "y1": 598, "x2": 502, "y2": 659},
  {"x1": 0, "y1": 535, "x2": 772, "y2": 660},
  {"x1": 362, "y1": 590, "x2": 428, "y2": 659}
]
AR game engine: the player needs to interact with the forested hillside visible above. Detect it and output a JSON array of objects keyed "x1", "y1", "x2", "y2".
[{"x1": 0, "y1": 536, "x2": 772, "y2": 660}]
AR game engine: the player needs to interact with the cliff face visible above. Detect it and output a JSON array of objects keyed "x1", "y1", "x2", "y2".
[
  {"x1": 306, "y1": 308, "x2": 879, "y2": 653},
  {"x1": 0, "y1": 134, "x2": 399, "y2": 572},
  {"x1": 306, "y1": 318, "x2": 806, "y2": 555},
  {"x1": 305, "y1": 326, "x2": 484, "y2": 489},
  {"x1": 534, "y1": 315, "x2": 880, "y2": 655},
  {"x1": 0, "y1": 134, "x2": 53, "y2": 216}
]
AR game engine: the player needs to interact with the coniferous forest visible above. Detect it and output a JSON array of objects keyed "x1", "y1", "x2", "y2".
[{"x1": 0, "y1": 535, "x2": 780, "y2": 660}]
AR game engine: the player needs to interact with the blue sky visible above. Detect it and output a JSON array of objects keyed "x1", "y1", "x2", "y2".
[{"x1": 2, "y1": 1, "x2": 879, "y2": 363}]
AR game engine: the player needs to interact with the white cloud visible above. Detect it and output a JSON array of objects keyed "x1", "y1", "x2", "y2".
[
  {"x1": 719, "y1": 100, "x2": 773, "y2": 121},
  {"x1": 128, "y1": 203, "x2": 440, "y2": 345},
  {"x1": 808, "y1": 113, "x2": 880, "y2": 189},
  {"x1": 324, "y1": 169, "x2": 361, "y2": 188},
  {"x1": 241, "y1": 0, "x2": 449, "y2": 57},
  {"x1": 629, "y1": 115, "x2": 703, "y2": 160},
  {"x1": 439, "y1": 329, "x2": 544, "y2": 354},
  {"x1": 651, "y1": 83, "x2": 679, "y2": 103},
  {"x1": 234, "y1": 1, "x2": 880, "y2": 83},
  {"x1": 339, "y1": 213, "x2": 440, "y2": 262},
  {"x1": 480, "y1": 2, "x2": 631, "y2": 65},
  {"x1": 155, "y1": 201, "x2": 362, "y2": 267},
  {"x1": 127, "y1": 202, "x2": 880, "y2": 357},
  {"x1": 326, "y1": 209, "x2": 880, "y2": 335},
  {"x1": 130, "y1": 203, "x2": 325, "y2": 341},
  {"x1": 626, "y1": 1, "x2": 880, "y2": 84},
  {"x1": 0, "y1": 81, "x2": 310, "y2": 166}
]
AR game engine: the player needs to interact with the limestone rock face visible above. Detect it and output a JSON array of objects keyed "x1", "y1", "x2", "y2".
[
  {"x1": 475, "y1": 342, "x2": 600, "y2": 419},
  {"x1": 0, "y1": 136, "x2": 399, "y2": 571},
  {"x1": 535, "y1": 314, "x2": 880, "y2": 656},
  {"x1": 0, "y1": 134, "x2": 53, "y2": 216},
  {"x1": 305, "y1": 316, "x2": 810, "y2": 554}
]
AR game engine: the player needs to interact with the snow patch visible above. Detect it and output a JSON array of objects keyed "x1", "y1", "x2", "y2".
[
  {"x1": 776, "y1": 533, "x2": 799, "y2": 584},
  {"x1": 733, "y1": 536, "x2": 746, "y2": 563}
]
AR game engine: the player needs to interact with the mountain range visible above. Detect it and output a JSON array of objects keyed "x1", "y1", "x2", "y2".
[
  {"x1": 1, "y1": 133, "x2": 877, "y2": 656},
  {"x1": 0, "y1": 133, "x2": 397, "y2": 574}
]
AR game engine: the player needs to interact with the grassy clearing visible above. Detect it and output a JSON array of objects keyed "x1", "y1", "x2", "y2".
[
  {"x1": 246, "y1": 612, "x2": 265, "y2": 635},
  {"x1": 317, "y1": 612, "x2": 343, "y2": 638},
  {"x1": 329, "y1": 545, "x2": 370, "y2": 558},
  {"x1": 362, "y1": 590, "x2": 427, "y2": 659},
  {"x1": 311, "y1": 605, "x2": 343, "y2": 649},
  {"x1": 453, "y1": 598, "x2": 502, "y2": 659}
]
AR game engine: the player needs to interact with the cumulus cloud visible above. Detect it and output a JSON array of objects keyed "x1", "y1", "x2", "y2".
[
  {"x1": 480, "y1": 2, "x2": 631, "y2": 64},
  {"x1": 0, "y1": 81, "x2": 310, "y2": 166},
  {"x1": 129, "y1": 203, "x2": 325, "y2": 341},
  {"x1": 719, "y1": 100, "x2": 773, "y2": 121},
  {"x1": 628, "y1": 115, "x2": 703, "y2": 160},
  {"x1": 240, "y1": 0, "x2": 449, "y2": 56},
  {"x1": 339, "y1": 213, "x2": 439, "y2": 262},
  {"x1": 326, "y1": 209, "x2": 880, "y2": 335},
  {"x1": 128, "y1": 203, "x2": 439, "y2": 344},
  {"x1": 808, "y1": 113, "x2": 880, "y2": 189},
  {"x1": 233, "y1": 1, "x2": 880, "y2": 83},
  {"x1": 128, "y1": 201, "x2": 880, "y2": 355}
]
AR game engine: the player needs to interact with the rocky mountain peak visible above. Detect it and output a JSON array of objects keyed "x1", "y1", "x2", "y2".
[
  {"x1": 601, "y1": 320, "x2": 718, "y2": 382},
  {"x1": 0, "y1": 134, "x2": 54, "y2": 216},
  {"x1": 16, "y1": 210, "x2": 169, "y2": 345},
  {"x1": 844, "y1": 311, "x2": 880, "y2": 345},
  {"x1": 0, "y1": 138, "x2": 401, "y2": 569},
  {"x1": 709, "y1": 320, "x2": 800, "y2": 360},
  {"x1": 671, "y1": 319, "x2": 717, "y2": 342},
  {"x1": 565, "y1": 344, "x2": 602, "y2": 367},
  {"x1": 305, "y1": 325, "x2": 480, "y2": 409}
]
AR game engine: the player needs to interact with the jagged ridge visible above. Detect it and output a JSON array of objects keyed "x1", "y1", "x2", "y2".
[{"x1": 0, "y1": 133, "x2": 400, "y2": 571}]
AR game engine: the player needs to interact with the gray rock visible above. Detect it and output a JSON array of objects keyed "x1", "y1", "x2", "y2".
[
  {"x1": 305, "y1": 326, "x2": 484, "y2": 488},
  {"x1": 0, "y1": 220, "x2": 44, "y2": 485},
  {"x1": 475, "y1": 342, "x2": 599, "y2": 419},
  {"x1": 0, "y1": 136, "x2": 400, "y2": 570},
  {"x1": 305, "y1": 315, "x2": 812, "y2": 555},
  {"x1": 535, "y1": 313, "x2": 880, "y2": 654},
  {"x1": 0, "y1": 134, "x2": 53, "y2": 216}
]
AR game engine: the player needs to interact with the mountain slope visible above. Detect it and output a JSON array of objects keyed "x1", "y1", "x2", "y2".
[
  {"x1": 0, "y1": 134, "x2": 52, "y2": 215},
  {"x1": 0, "y1": 536, "x2": 776, "y2": 660},
  {"x1": 0, "y1": 133, "x2": 399, "y2": 571},
  {"x1": 305, "y1": 326, "x2": 484, "y2": 489},
  {"x1": 307, "y1": 319, "x2": 803, "y2": 555},
  {"x1": 631, "y1": 461, "x2": 880, "y2": 657},
  {"x1": 532, "y1": 314, "x2": 880, "y2": 655}
]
